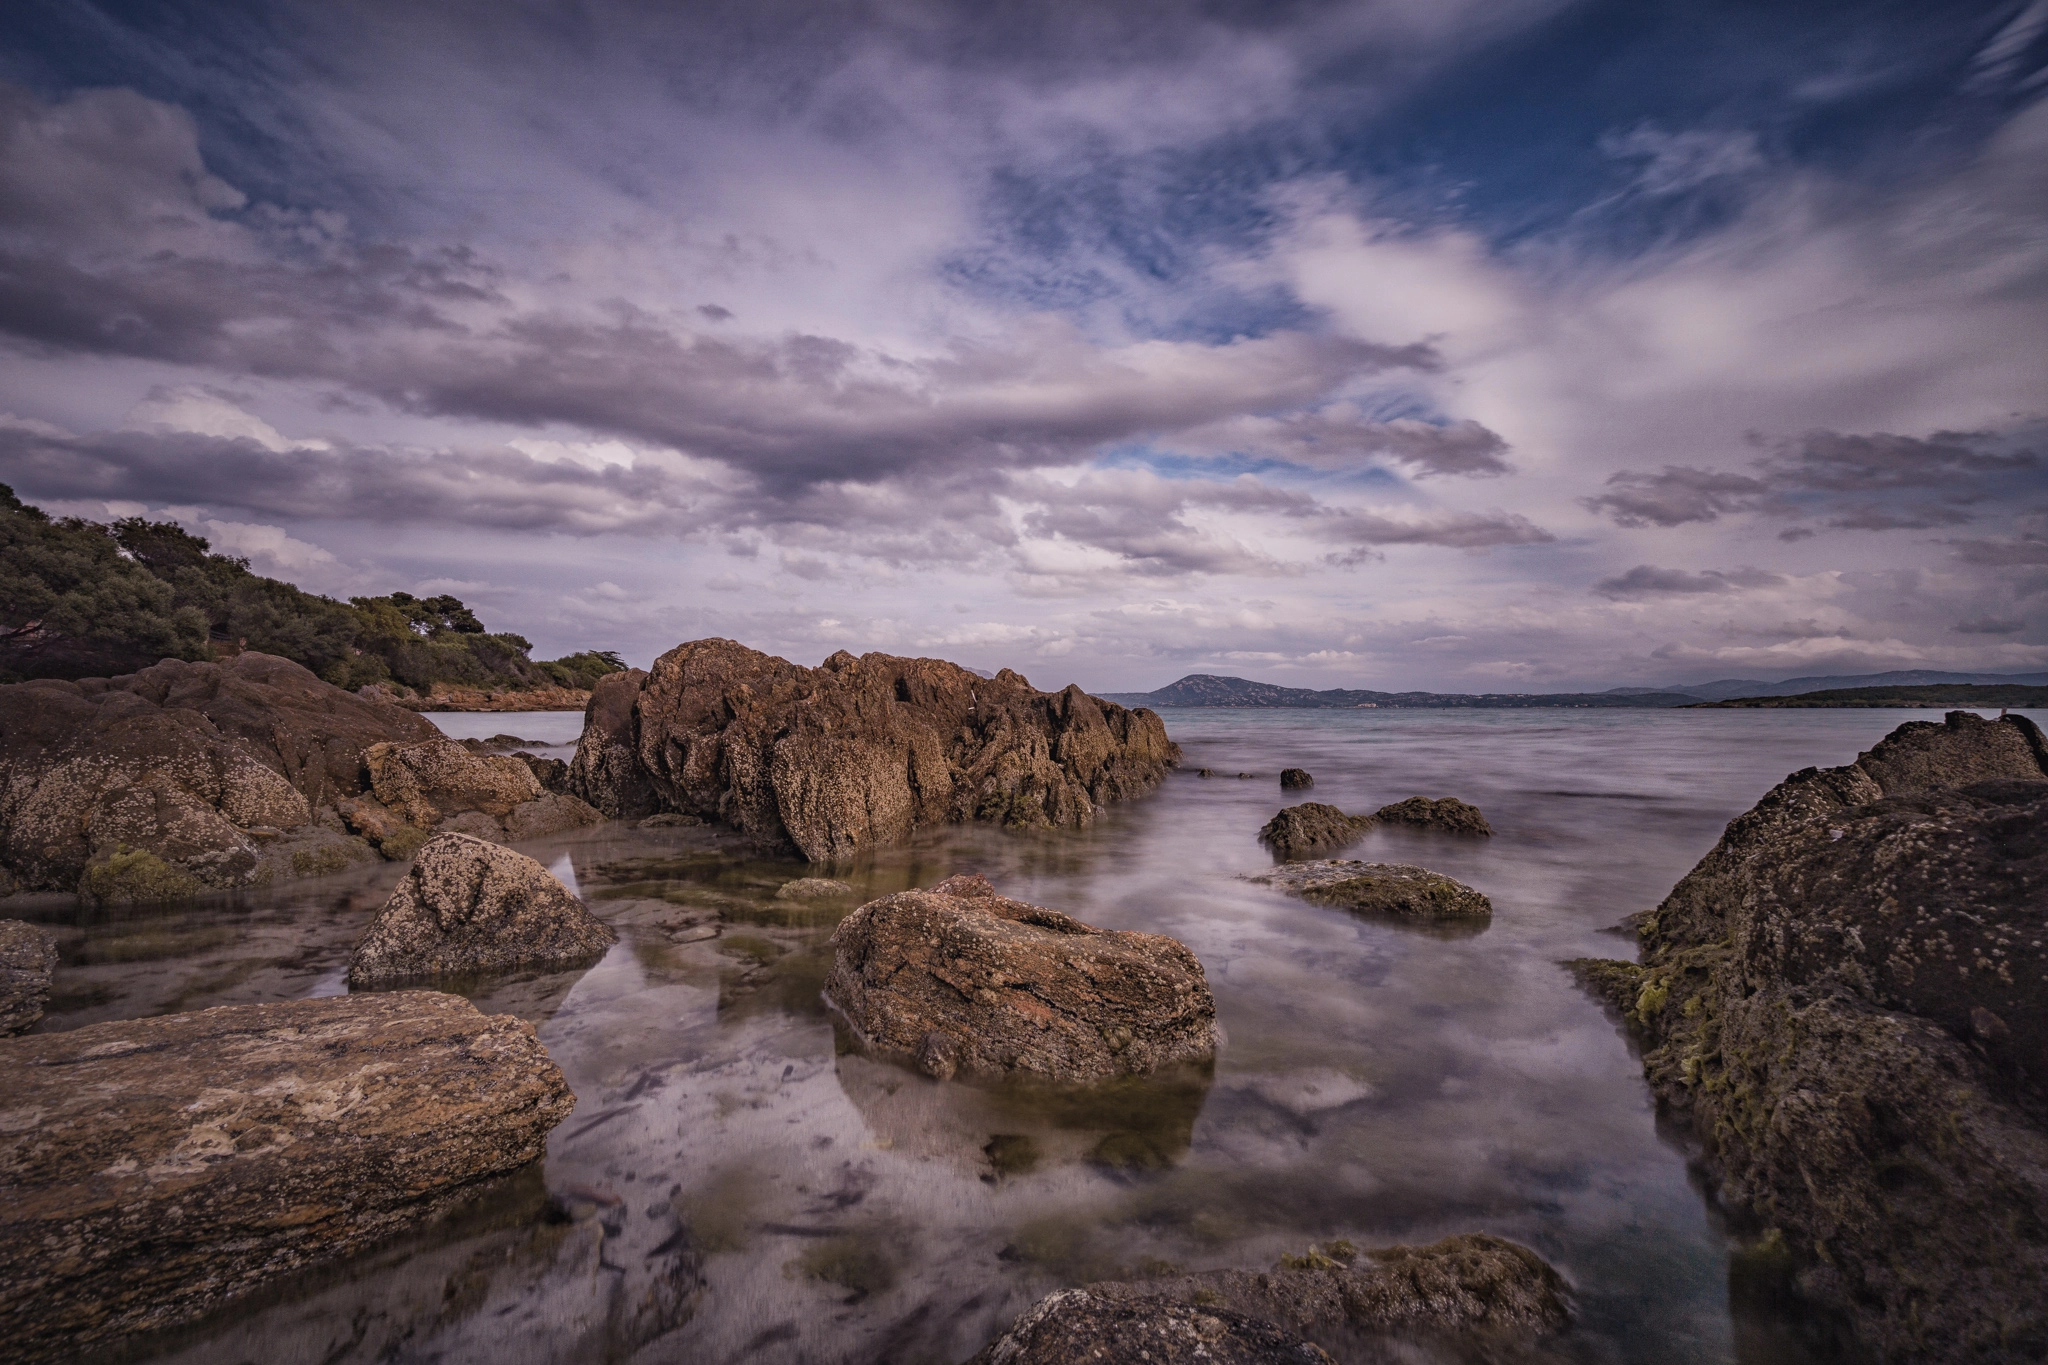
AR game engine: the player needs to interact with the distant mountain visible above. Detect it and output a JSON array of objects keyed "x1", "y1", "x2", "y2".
[
  {"x1": 1100, "y1": 674, "x2": 1698, "y2": 710},
  {"x1": 1696, "y1": 683, "x2": 2048, "y2": 709},
  {"x1": 1672, "y1": 669, "x2": 2048, "y2": 702}
]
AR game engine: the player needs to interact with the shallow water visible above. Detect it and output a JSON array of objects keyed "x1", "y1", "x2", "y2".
[{"x1": 20, "y1": 707, "x2": 2042, "y2": 1365}]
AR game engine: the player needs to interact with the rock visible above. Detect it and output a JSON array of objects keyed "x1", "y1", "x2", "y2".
[
  {"x1": 0, "y1": 654, "x2": 432, "y2": 893},
  {"x1": 0, "y1": 919, "x2": 56, "y2": 1035},
  {"x1": 460, "y1": 733, "x2": 553, "y2": 752},
  {"x1": 1373, "y1": 795, "x2": 1493, "y2": 835},
  {"x1": 966, "y1": 1288, "x2": 1334, "y2": 1365},
  {"x1": 1258, "y1": 803, "x2": 1374, "y2": 861},
  {"x1": 970, "y1": 1233, "x2": 1570, "y2": 1365},
  {"x1": 566, "y1": 639, "x2": 1179, "y2": 860},
  {"x1": 512, "y1": 751, "x2": 570, "y2": 792},
  {"x1": 1279, "y1": 768, "x2": 1314, "y2": 790},
  {"x1": 777, "y1": 877, "x2": 855, "y2": 899},
  {"x1": 0, "y1": 991, "x2": 574, "y2": 1363},
  {"x1": 824, "y1": 873, "x2": 1216, "y2": 1083},
  {"x1": 637, "y1": 811, "x2": 703, "y2": 828},
  {"x1": 362, "y1": 737, "x2": 603, "y2": 846},
  {"x1": 346, "y1": 832, "x2": 618, "y2": 986},
  {"x1": 1569, "y1": 711, "x2": 2048, "y2": 1363},
  {"x1": 1251, "y1": 860, "x2": 1493, "y2": 920}
]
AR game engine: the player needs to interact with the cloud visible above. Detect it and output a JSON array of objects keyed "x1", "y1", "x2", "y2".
[
  {"x1": 1953, "y1": 617, "x2": 2023, "y2": 635},
  {"x1": 1581, "y1": 466, "x2": 1773, "y2": 527},
  {"x1": 1601, "y1": 124, "x2": 1765, "y2": 196},
  {"x1": 1592, "y1": 565, "x2": 1787, "y2": 598},
  {"x1": 1172, "y1": 409, "x2": 1512, "y2": 477}
]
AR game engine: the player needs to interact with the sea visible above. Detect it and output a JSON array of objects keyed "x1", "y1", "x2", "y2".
[{"x1": 30, "y1": 705, "x2": 2043, "y2": 1365}]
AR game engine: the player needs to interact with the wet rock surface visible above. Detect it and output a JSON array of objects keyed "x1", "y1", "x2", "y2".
[
  {"x1": 0, "y1": 653, "x2": 434, "y2": 894},
  {"x1": 824, "y1": 873, "x2": 1216, "y2": 1082},
  {"x1": 971, "y1": 1233, "x2": 1569, "y2": 1365},
  {"x1": 1372, "y1": 796, "x2": 1492, "y2": 836},
  {"x1": 1251, "y1": 861, "x2": 1493, "y2": 920},
  {"x1": 0, "y1": 918, "x2": 56, "y2": 1034},
  {"x1": 567, "y1": 638, "x2": 1179, "y2": 860},
  {"x1": 0, "y1": 991, "x2": 573, "y2": 1363},
  {"x1": 1569, "y1": 711, "x2": 2048, "y2": 1364},
  {"x1": 1258, "y1": 803, "x2": 1375, "y2": 861},
  {"x1": 348, "y1": 832, "x2": 618, "y2": 986},
  {"x1": 966, "y1": 1288, "x2": 1335, "y2": 1364},
  {"x1": 1280, "y1": 768, "x2": 1314, "y2": 790}
]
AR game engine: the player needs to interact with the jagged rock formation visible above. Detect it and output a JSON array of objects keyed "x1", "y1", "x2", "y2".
[
  {"x1": 0, "y1": 653, "x2": 436, "y2": 895},
  {"x1": 824, "y1": 873, "x2": 1215, "y2": 1082},
  {"x1": 343, "y1": 736, "x2": 603, "y2": 851},
  {"x1": 567, "y1": 639, "x2": 1178, "y2": 860},
  {"x1": 1373, "y1": 795, "x2": 1493, "y2": 835},
  {"x1": 347, "y1": 833, "x2": 617, "y2": 986},
  {"x1": 0, "y1": 991, "x2": 573, "y2": 1363},
  {"x1": 1252, "y1": 860, "x2": 1493, "y2": 921},
  {"x1": 1568, "y1": 711, "x2": 2048, "y2": 1364},
  {"x1": 1280, "y1": 768, "x2": 1314, "y2": 790},
  {"x1": 1258, "y1": 803, "x2": 1374, "y2": 861},
  {"x1": 970, "y1": 1233, "x2": 1570, "y2": 1364},
  {"x1": 0, "y1": 919, "x2": 56, "y2": 1035}
]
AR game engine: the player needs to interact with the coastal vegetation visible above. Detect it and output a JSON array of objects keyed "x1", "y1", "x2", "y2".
[
  {"x1": 0, "y1": 484, "x2": 621, "y2": 694},
  {"x1": 1694, "y1": 683, "x2": 2048, "y2": 708}
]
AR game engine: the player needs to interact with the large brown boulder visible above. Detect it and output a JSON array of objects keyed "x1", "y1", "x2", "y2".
[
  {"x1": 566, "y1": 639, "x2": 1178, "y2": 860},
  {"x1": 824, "y1": 873, "x2": 1216, "y2": 1082},
  {"x1": 1568, "y1": 711, "x2": 2048, "y2": 1364},
  {"x1": 0, "y1": 919, "x2": 56, "y2": 1036},
  {"x1": 970, "y1": 1233, "x2": 1570, "y2": 1364},
  {"x1": 0, "y1": 991, "x2": 574, "y2": 1363},
  {"x1": 0, "y1": 653, "x2": 436, "y2": 893},
  {"x1": 1258, "y1": 803, "x2": 1374, "y2": 861},
  {"x1": 347, "y1": 832, "x2": 618, "y2": 986},
  {"x1": 347, "y1": 736, "x2": 604, "y2": 849},
  {"x1": 1373, "y1": 795, "x2": 1492, "y2": 835}
]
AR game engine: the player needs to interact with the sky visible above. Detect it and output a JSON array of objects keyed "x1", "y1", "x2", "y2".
[{"x1": 2, "y1": 0, "x2": 2045, "y2": 693}]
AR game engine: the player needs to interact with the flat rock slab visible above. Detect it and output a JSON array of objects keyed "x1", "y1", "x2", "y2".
[
  {"x1": 777, "y1": 876, "x2": 856, "y2": 899},
  {"x1": 0, "y1": 918, "x2": 57, "y2": 1035},
  {"x1": 348, "y1": 832, "x2": 617, "y2": 986},
  {"x1": 0, "y1": 991, "x2": 573, "y2": 1362},
  {"x1": 825, "y1": 873, "x2": 1216, "y2": 1083},
  {"x1": 1373, "y1": 795, "x2": 1492, "y2": 835},
  {"x1": 1252, "y1": 861, "x2": 1493, "y2": 920},
  {"x1": 1258, "y1": 803, "x2": 1374, "y2": 861}
]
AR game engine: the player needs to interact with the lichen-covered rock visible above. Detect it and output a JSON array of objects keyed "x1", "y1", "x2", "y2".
[
  {"x1": 1280, "y1": 768, "x2": 1314, "y2": 790},
  {"x1": 1251, "y1": 860, "x2": 1493, "y2": 920},
  {"x1": 1258, "y1": 803, "x2": 1374, "y2": 861},
  {"x1": 0, "y1": 991, "x2": 574, "y2": 1363},
  {"x1": 500, "y1": 790, "x2": 606, "y2": 841},
  {"x1": 359, "y1": 738, "x2": 603, "y2": 847},
  {"x1": 0, "y1": 653, "x2": 434, "y2": 894},
  {"x1": 347, "y1": 832, "x2": 617, "y2": 986},
  {"x1": 824, "y1": 873, "x2": 1215, "y2": 1083},
  {"x1": 1570, "y1": 711, "x2": 2048, "y2": 1364},
  {"x1": 1373, "y1": 795, "x2": 1493, "y2": 835},
  {"x1": 567, "y1": 639, "x2": 1178, "y2": 860},
  {"x1": 777, "y1": 877, "x2": 855, "y2": 900},
  {"x1": 967, "y1": 1288, "x2": 1335, "y2": 1365},
  {"x1": 971, "y1": 1233, "x2": 1569, "y2": 1365},
  {"x1": 0, "y1": 919, "x2": 56, "y2": 1036}
]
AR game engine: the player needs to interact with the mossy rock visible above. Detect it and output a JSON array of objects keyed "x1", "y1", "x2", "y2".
[
  {"x1": 78, "y1": 849, "x2": 200, "y2": 905},
  {"x1": 377, "y1": 825, "x2": 431, "y2": 861},
  {"x1": 1297, "y1": 865, "x2": 1491, "y2": 920}
]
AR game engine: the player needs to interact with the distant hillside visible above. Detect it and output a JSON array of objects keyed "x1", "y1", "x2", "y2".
[
  {"x1": 1101, "y1": 673, "x2": 1699, "y2": 710},
  {"x1": 1695, "y1": 684, "x2": 2048, "y2": 709},
  {"x1": 1669, "y1": 669, "x2": 2048, "y2": 702},
  {"x1": 1, "y1": 483, "x2": 622, "y2": 696}
]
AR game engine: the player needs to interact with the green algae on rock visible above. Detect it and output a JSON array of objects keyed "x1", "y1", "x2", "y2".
[
  {"x1": 1250, "y1": 859, "x2": 1493, "y2": 921},
  {"x1": 1569, "y1": 710, "x2": 2048, "y2": 1364},
  {"x1": 0, "y1": 919, "x2": 56, "y2": 1035}
]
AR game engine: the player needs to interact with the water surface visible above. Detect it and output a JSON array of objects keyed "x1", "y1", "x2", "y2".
[{"x1": 23, "y1": 707, "x2": 2037, "y2": 1365}]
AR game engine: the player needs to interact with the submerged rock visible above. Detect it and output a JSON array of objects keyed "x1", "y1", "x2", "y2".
[
  {"x1": 1252, "y1": 860, "x2": 1493, "y2": 920},
  {"x1": 0, "y1": 991, "x2": 573, "y2": 1363},
  {"x1": 777, "y1": 876, "x2": 855, "y2": 899},
  {"x1": 1569, "y1": 711, "x2": 2048, "y2": 1364},
  {"x1": 1373, "y1": 795, "x2": 1492, "y2": 836},
  {"x1": 0, "y1": 653, "x2": 433, "y2": 894},
  {"x1": 0, "y1": 919, "x2": 56, "y2": 1036},
  {"x1": 972, "y1": 1233, "x2": 1569, "y2": 1364},
  {"x1": 1279, "y1": 768, "x2": 1314, "y2": 790},
  {"x1": 824, "y1": 873, "x2": 1215, "y2": 1083},
  {"x1": 1258, "y1": 803, "x2": 1374, "y2": 861},
  {"x1": 347, "y1": 832, "x2": 617, "y2": 986},
  {"x1": 566, "y1": 638, "x2": 1179, "y2": 860}
]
